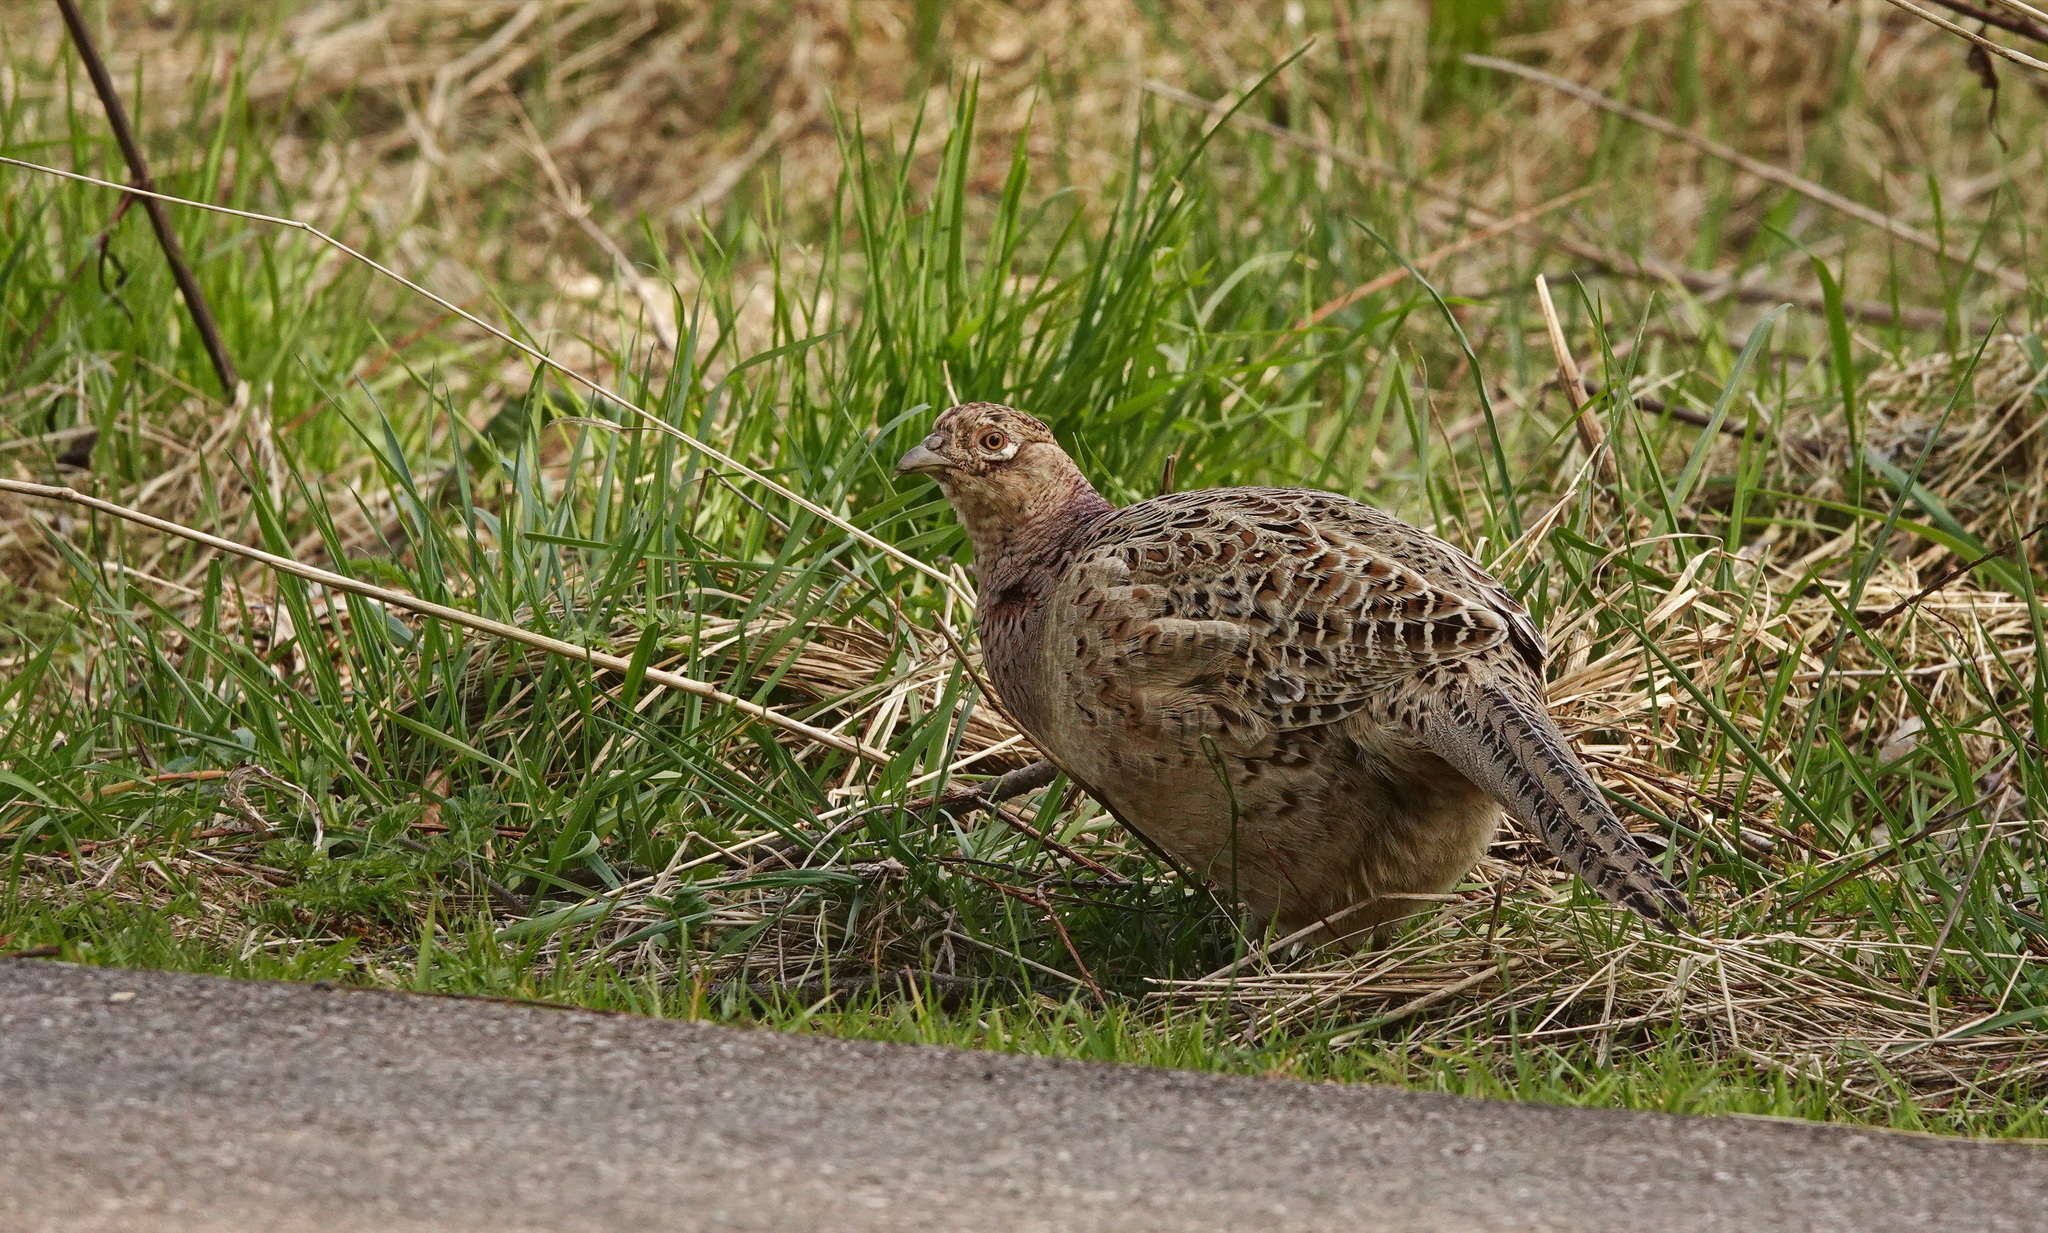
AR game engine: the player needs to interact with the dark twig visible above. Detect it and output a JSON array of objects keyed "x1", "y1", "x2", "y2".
[
  {"x1": 1034, "y1": 892, "x2": 1109, "y2": 1003},
  {"x1": 53, "y1": 0, "x2": 238, "y2": 399},
  {"x1": 1857, "y1": 520, "x2": 2048, "y2": 629},
  {"x1": 947, "y1": 864, "x2": 1108, "y2": 1002},
  {"x1": 912, "y1": 758, "x2": 1060, "y2": 818},
  {"x1": 1581, "y1": 380, "x2": 1771, "y2": 441},
  {"x1": 910, "y1": 759, "x2": 1124, "y2": 879},
  {"x1": 1923, "y1": 0, "x2": 2048, "y2": 45},
  {"x1": 990, "y1": 805, "x2": 1124, "y2": 879},
  {"x1": 993, "y1": 760, "x2": 1060, "y2": 799},
  {"x1": 1883, "y1": 0, "x2": 2048, "y2": 74}
]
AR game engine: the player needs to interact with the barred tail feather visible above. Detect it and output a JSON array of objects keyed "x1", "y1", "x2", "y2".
[{"x1": 1426, "y1": 678, "x2": 1694, "y2": 931}]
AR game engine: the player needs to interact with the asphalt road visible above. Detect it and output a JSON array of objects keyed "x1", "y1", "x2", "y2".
[{"x1": 2, "y1": 960, "x2": 2042, "y2": 1232}]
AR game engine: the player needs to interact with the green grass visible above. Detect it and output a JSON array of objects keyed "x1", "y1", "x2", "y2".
[{"x1": 3, "y1": 1, "x2": 2047, "y2": 1139}]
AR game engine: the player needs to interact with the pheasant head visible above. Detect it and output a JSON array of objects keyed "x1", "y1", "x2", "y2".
[{"x1": 896, "y1": 402, "x2": 1110, "y2": 579}]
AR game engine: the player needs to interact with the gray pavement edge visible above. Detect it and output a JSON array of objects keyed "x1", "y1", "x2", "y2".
[{"x1": 2, "y1": 959, "x2": 2042, "y2": 1232}]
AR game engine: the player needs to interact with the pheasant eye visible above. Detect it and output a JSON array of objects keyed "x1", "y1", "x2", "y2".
[{"x1": 979, "y1": 430, "x2": 1007, "y2": 452}]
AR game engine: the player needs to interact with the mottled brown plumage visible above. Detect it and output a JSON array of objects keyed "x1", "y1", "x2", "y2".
[{"x1": 899, "y1": 402, "x2": 1692, "y2": 939}]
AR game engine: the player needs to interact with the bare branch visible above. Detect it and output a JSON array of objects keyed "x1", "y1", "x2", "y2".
[{"x1": 53, "y1": 0, "x2": 238, "y2": 399}]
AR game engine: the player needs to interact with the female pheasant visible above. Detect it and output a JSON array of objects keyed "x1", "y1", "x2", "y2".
[{"x1": 898, "y1": 402, "x2": 1692, "y2": 939}]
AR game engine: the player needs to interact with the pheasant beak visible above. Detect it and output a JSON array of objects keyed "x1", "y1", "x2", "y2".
[{"x1": 894, "y1": 441, "x2": 950, "y2": 476}]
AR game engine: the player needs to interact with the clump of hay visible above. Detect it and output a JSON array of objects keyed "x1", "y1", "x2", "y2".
[{"x1": 1781, "y1": 334, "x2": 2048, "y2": 536}]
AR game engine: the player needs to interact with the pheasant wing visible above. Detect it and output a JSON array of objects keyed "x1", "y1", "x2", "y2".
[{"x1": 1047, "y1": 489, "x2": 1538, "y2": 746}]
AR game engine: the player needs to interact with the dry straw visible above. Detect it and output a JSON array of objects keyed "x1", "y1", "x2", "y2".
[
  {"x1": 0, "y1": 476, "x2": 892, "y2": 763},
  {"x1": 1465, "y1": 54, "x2": 2033, "y2": 295}
]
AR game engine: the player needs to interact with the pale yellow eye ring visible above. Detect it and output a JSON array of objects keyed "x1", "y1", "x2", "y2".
[{"x1": 979, "y1": 431, "x2": 1007, "y2": 452}]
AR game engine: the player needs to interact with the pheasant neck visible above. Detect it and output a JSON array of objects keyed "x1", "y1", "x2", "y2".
[{"x1": 953, "y1": 470, "x2": 1113, "y2": 598}]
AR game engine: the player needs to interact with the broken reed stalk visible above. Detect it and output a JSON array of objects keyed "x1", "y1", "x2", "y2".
[
  {"x1": 0, "y1": 155, "x2": 970, "y2": 605},
  {"x1": 1532, "y1": 274, "x2": 1617, "y2": 483},
  {"x1": 52, "y1": 0, "x2": 238, "y2": 400},
  {"x1": 1144, "y1": 80, "x2": 1951, "y2": 331},
  {"x1": 0, "y1": 478, "x2": 893, "y2": 765},
  {"x1": 1465, "y1": 54, "x2": 2033, "y2": 293}
]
